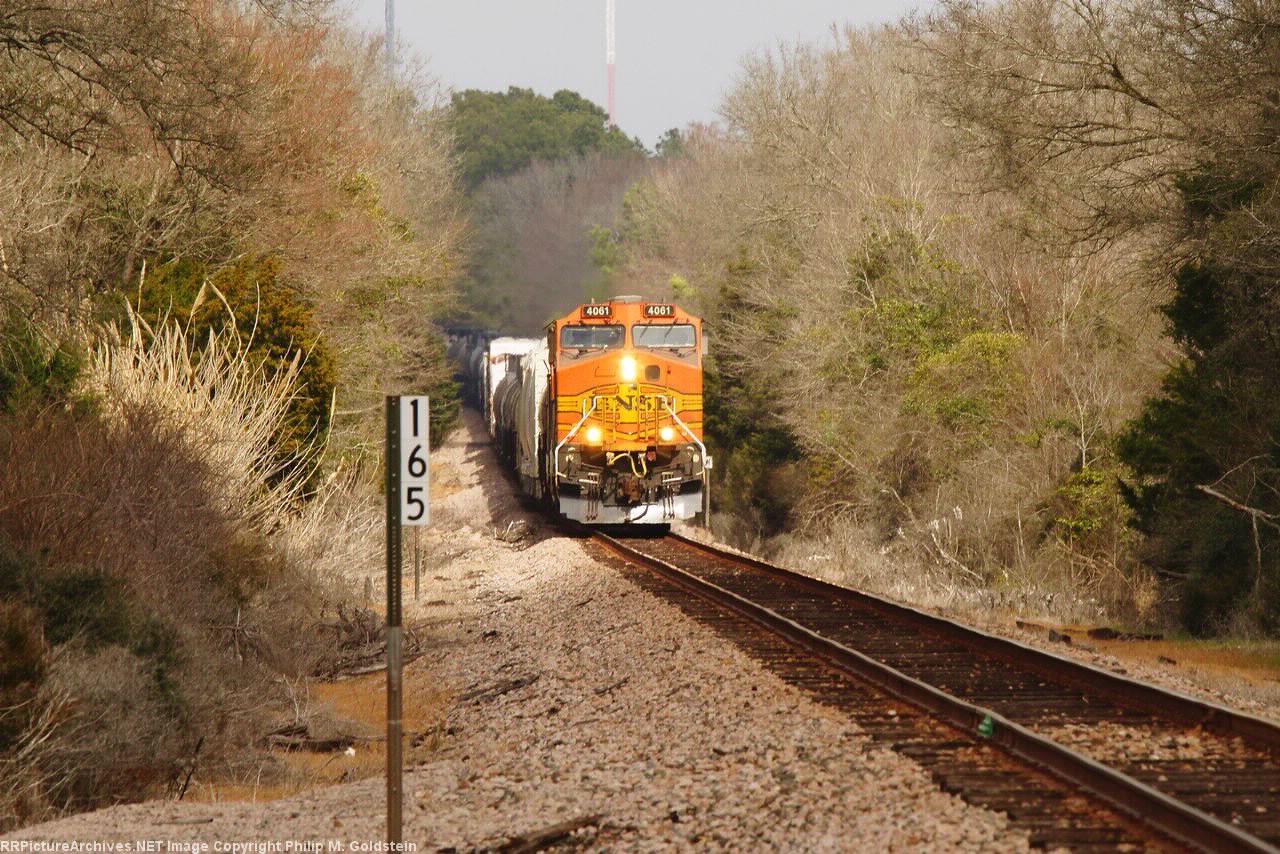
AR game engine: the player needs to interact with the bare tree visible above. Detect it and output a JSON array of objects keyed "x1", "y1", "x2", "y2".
[
  {"x1": 608, "y1": 24, "x2": 1165, "y2": 613},
  {"x1": 917, "y1": 0, "x2": 1280, "y2": 253},
  {"x1": 465, "y1": 151, "x2": 649, "y2": 333}
]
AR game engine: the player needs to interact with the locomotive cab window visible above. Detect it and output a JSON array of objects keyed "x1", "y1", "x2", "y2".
[
  {"x1": 560, "y1": 324, "x2": 624, "y2": 351},
  {"x1": 632, "y1": 323, "x2": 697, "y2": 350}
]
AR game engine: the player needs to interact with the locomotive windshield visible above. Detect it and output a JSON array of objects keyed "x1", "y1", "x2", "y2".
[
  {"x1": 632, "y1": 324, "x2": 696, "y2": 350},
  {"x1": 561, "y1": 324, "x2": 624, "y2": 350}
]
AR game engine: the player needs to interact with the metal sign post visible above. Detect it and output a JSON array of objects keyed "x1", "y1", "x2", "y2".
[{"x1": 385, "y1": 395, "x2": 429, "y2": 845}]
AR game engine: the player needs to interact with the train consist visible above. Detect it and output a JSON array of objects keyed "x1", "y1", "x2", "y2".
[{"x1": 452, "y1": 297, "x2": 709, "y2": 525}]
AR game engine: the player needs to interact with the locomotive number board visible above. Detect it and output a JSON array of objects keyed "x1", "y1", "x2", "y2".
[
  {"x1": 581, "y1": 304, "x2": 612, "y2": 318},
  {"x1": 644, "y1": 304, "x2": 675, "y2": 318}
]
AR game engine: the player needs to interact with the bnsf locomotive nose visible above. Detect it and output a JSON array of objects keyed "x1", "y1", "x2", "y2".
[{"x1": 489, "y1": 299, "x2": 706, "y2": 525}]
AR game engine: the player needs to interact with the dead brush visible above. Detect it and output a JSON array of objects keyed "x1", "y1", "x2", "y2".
[
  {"x1": 0, "y1": 686, "x2": 77, "y2": 832},
  {"x1": 84, "y1": 299, "x2": 320, "y2": 532},
  {"x1": 0, "y1": 296, "x2": 349, "y2": 825},
  {"x1": 276, "y1": 464, "x2": 382, "y2": 596},
  {"x1": 0, "y1": 404, "x2": 293, "y2": 820}
]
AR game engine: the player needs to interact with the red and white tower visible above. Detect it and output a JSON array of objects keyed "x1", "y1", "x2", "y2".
[
  {"x1": 606, "y1": 0, "x2": 616, "y2": 126},
  {"x1": 384, "y1": 0, "x2": 396, "y2": 75}
]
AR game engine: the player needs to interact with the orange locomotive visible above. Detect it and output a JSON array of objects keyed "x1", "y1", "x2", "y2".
[{"x1": 500, "y1": 295, "x2": 710, "y2": 524}]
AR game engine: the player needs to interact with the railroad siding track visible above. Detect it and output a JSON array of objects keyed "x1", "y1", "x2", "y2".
[{"x1": 587, "y1": 532, "x2": 1280, "y2": 853}]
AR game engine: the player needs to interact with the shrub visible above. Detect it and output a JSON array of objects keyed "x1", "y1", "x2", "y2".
[
  {"x1": 85, "y1": 308, "x2": 314, "y2": 527},
  {"x1": 128, "y1": 256, "x2": 337, "y2": 492},
  {"x1": 703, "y1": 358, "x2": 802, "y2": 540},
  {"x1": 0, "y1": 595, "x2": 46, "y2": 752},
  {"x1": 906, "y1": 331, "x2": 1024, "y2": 431},
  {"x1": 0, "y1": 315, "x2": 336, "y2": 825},
  {"x1": 0, "y1": 313, "x2": 81, "y2": 415}
]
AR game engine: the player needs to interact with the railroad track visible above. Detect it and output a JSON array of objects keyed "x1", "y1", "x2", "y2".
[{"x1": 585, "y1": 529, "x2": 1280, "y2": 853}]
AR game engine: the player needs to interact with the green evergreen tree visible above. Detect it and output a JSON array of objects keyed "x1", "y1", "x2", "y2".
[
  {"x1": 448, "y1": 87, "x2": 645, "y2": 190},
  {"x1": 136, "y1": 256, "x2": 337, "y2": 489},
  {"x1": 1118, "y1": 166, "x2": 1280, "y2": 635},
  {"x1": 702, "y1": 255, "x2": 803, "y2": 537}
]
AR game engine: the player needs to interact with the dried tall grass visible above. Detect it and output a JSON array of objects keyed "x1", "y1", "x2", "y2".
[
  {"x1": 84, "y1": 300, "x2": 320, "y2": 531},
  {"x1": 0, "y1": 687, "x2": 77, "y2": 831},
  {"x1": 0, "y1": 298, "x2": 349, "y2": 827},
  {"x1": 275, "y1": 466, "x2": 381, "y2": 598}
]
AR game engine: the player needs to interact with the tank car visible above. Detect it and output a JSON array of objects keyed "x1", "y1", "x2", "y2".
[
  {"x1": 484, "y1": 337, "x2": 538, "y2": 439},
  {"x1": 491, "y1": 362, "x2": 524, "y2": 467},
  {"x1": 465, "y1": 341, "x2": 487, "y2": 410},
  {"x1": 512, "y1": 338, "x2": 550, "y2": 500}
]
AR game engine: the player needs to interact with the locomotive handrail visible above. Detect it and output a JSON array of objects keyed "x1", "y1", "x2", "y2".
[
  {"x1": 662, "y1": 397, "x2": 710, "y2": 470},
  {"x1": 553, "y1": 397, "x2": 599, "y2": 480}
]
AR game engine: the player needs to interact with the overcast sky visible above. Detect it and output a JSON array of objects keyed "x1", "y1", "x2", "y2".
[{"x1": 344, "y1": 1, "x2": 921, "y2": 149}]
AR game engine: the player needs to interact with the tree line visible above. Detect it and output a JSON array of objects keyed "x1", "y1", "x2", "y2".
[
  {"x1": 3, "y1": 0, "x2": 1275, "y2": 831},
  {"x1": 0, "y1": 0, "x2": 464, "y2": 826},
  {"x1": 593, "y1": 1, "x2": 1280, "y2": 636},
  {"x1": 0, "y1": 1, "x2": 660, "y2": 826}
]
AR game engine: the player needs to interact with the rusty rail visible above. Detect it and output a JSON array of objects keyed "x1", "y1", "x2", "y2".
[{"x1": 590, "y1": 529, "x2": 1280, "y2": 854}]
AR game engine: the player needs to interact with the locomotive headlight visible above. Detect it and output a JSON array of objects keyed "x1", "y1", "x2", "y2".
[
  {"x1": 585, "y1": 425, "x2": 603, "y2": 444},
  {"x1": 620, "y1": 354, "x2": 637, "y2": 382},
  {"x1": 659, "y1": 425, "x2": 676, "y2": 443}
]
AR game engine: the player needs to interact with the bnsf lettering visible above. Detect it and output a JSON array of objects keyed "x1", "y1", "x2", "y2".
[
  {"x1": 581, "y1": 304, "x2": 612, "y2": 318},
  {"x1": 597, "y1": 395, "x2": 662, "y2": 413},
  {"x1": 644, "y1": 304, "x2": 675, "y2": 317}
]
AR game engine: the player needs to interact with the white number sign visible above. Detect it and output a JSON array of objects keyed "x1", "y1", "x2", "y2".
[{"x1": 399, "y1": 396, "x2": 430, "y2": 526}]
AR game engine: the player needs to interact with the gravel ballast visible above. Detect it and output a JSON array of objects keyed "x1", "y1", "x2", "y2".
[{"x1": 4, "y1": 414, "x2": 1033, "y2": 851}]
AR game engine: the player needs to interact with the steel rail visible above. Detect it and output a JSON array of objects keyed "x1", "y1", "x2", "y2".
[
  {"x1": 592, "y1": 530, "x2": 1278, "y2": 854},
  {"x1": 667, "y1": 531, "x2": 1280, "y2": 755}
]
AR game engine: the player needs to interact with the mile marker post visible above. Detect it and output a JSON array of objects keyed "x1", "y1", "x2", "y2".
[{"x1": 386, "y1": 395, "x2": 430, "y2": 845}]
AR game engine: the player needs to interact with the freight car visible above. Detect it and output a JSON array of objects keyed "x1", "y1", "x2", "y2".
[
  {"x1": 446, "y1": 328, "x2": 498, "y2": 410},
  {"x1": 484, "y1": 337, "x2": 539, "y2": 439},
  {"x1": 493, "y1": 296, "x2": 710, "y2": 525}
]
